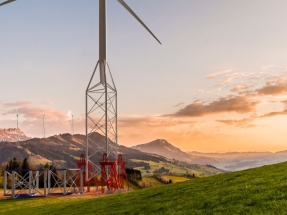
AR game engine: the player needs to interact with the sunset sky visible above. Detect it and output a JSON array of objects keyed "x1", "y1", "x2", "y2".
[{"x1": 1, "y1": 0, "x2": 287, "y2": 152}]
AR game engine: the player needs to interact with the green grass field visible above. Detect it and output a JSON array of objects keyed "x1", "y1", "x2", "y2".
[
  {"x1": 130, "y1": 159, "x2": 221, "y2": 176},
  {"x1": 166, "y1": 175, "x2": 189, "y2": 183},
  {"x1": 139, "y1": 176, "x2": 164, "y2": 188},
  {"x1": 2, "y1": 162, "x2": 287, "y2": 214}
]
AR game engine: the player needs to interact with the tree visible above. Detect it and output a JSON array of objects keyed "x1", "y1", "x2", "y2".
[
  {"x1": 44, "y1": 162, "x2": 49, "y2": 169},
  {"x1": 20, "y1": 158, "x2": 29, "y2": 177},
  {"x1": 21, "y1": 158, "x2": 29, "y2": 170},
  {"x1": 6, "y1": 158, "x2": 20, "y2": 172}
]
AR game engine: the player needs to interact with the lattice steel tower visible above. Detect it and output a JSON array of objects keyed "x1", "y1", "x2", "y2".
[
  {"x1": 85, "y1": 0, "x2": 161, "y2": 181},
  {"x1": 0, "y1": 0, "x2": 160, "y2": 182}
]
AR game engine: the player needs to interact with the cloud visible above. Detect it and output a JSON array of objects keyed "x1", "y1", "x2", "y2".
[
  {"x1": 261, "y1": 64, "x2": 275, "y2": 71},
  {"x1": 169, "y1": 72, "x2": 287, "y2": 120},
  {"x1": 217, "y1": 100, "x2": 287, "y2": 128},
  {"x1": 119, "y1": 116, "x2": 194, "y2": 128},
  {"x1": 258, "y1": 108, "x2": 287, "y2": 118},
  {"x1": 206, "y1": 70, "x2": 232, "y2": 79},
  {"x1": 231, "y1": 85, "x2": 252, "y2": 93},
  {"x1": 41, "y1": 100, "x2": 54, "y2": 106},
  {"x1": 219, "y1": 72, "x2": 254, "y2": 85},
  {"x1": 2, "y1": 101, "x2": 34, "y2": 109},
  {"x1": 0, "y1": 100, "x2": 82, "y2": 137},
  {"x1": 173, "y1": 102, "x2": 184, "y2": 107},
  {"x1": 216, "y1": 117, "x2": 256, "y2": 128},
  {"x1": 256, "y1": 84, "x2": 287, "y2": 95},
  {"x1": 170, "y1": 95, "x2": 258, "y2": 117}
]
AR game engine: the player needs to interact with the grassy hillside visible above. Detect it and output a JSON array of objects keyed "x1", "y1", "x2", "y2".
[
  {"x1": 2, "y1": 162, "x2": 287, "y2": 214},
  {"x1": 131, "y1": 159, "x2": 223, "y2": 176}
]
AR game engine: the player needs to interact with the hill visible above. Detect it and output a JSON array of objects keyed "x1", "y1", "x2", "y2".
[
  {"x1": 0, "y1": 132, "x2": 223, "y2": 176},
  {"x1": 132, "y1": 139, "x2": 219, "y2": 165},
  {"x1": 0, "y1": 132, "x2": 152, "y2": 167},
  {"x1": 1, "y1": 161, "x2": 287, "y2": 214},
  {"x1": 188, "y1": 151, "x2": 287, "y2": 171},
  {"x1": 132, "y1": 139, "x2": 287, "y2": 171}
]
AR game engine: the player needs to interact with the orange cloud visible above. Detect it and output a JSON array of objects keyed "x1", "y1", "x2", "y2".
[
  {"x1": 216, "y1": 117, "x2": 256, "y2": 128},
  {"x1": 217, "y1": 100, "x2": 287, "y2": 127},
  {"x1": 119, "y1": 116, "x2": 194, "y2": 128},
  {"x1": 231, "y1": 85, "x2": 252, "y2": 93},
  {"x1": 257, "y1": 84, "x2": 287, "y2": 95},
  {"x1": 258, "y1": 108, "x2": 287, "y2": 118},
  {"x1": 171, "y1": 95, "x2": 258, "y2": 117}
]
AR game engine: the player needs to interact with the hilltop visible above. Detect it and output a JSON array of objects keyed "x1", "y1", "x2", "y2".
[
  {"x1": 1, "y1": 161, "x2": 287, "y2": 214},
  {"x1": 132, "y1": 139, "x2": 220, "y2": 165}
]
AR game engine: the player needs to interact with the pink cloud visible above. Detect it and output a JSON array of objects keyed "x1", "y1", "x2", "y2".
[{"x1": 206, "y1": 70, "x2": 232, "y2": 79}]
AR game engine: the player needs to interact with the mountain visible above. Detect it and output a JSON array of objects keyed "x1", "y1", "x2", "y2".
[
  {"x1": 186, "y1": 151, "x2": 287, "y2": 171},
  {"x1": 133, "y1": 140, "x2": 287, "y2": 171},
  {"x1": 1, "y1": 129, "x2": 285, "y2": 172},
  {"x1": 0, "y1": 132, "x2": 145, "y2": 167},
  {"x1": 0, "y1": 128, "x2": 30, "y2": 142},
  {"x1": 132, "y1": 139, "x2": 190, "y2": 161},
  {"x1": 132, "y1": 139, "x2": 220, "y2": 165},
  {"x1": 0, "y1": 132, "x2": 224, "y2": 176}
]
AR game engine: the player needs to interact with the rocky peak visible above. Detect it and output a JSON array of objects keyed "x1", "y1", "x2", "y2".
[{"x1": 0, "y1": 128, "x2": 30, "y2": 142}]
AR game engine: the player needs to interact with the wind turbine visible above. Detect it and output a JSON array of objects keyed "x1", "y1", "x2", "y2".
[
  {"x1": 39, "y1": 112, "x2": 46, "y2": 138},
  {"x1": 14, "y1": 108, "x2": 19, "y2": 131},
  {"x1": 0, "y1": 0, "x2": 15, "y2": 6},
  {"x1": 14, "y1": 108, "x2": 19, "y2": 145},
  {"x1": 1, "y1": 0, "x2": 161, "y2": 181},
  {"x1": 71, "y1": 112, "x2": 74, "y2": 136},
  {"x1": 85, "y1": 0, "x2": 161, "y2": 181}
]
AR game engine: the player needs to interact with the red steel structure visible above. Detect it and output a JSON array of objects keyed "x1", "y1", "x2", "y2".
[
  {"x1": 76, "y1": 153, "x2": 129, "y2": 193},
  {"x1": 76, "y1": 154, "x2": 99, "y2": 192}
]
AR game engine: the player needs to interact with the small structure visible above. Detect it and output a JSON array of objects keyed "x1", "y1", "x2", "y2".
[
  {"x1": 4, "y1": 170, "x2": 47, "y2": 199},
  {"x1": 47, "y1": 168, "x2": 83, "y2": 195},
  {"x1": 4, "y1": 168, "x2": 83, "y2": 199}
]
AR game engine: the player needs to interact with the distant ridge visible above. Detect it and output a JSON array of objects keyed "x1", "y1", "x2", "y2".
[
  {"x1": 132, "y1": 139, "x2": 287, "y2": 171},
  {"x1": 132, "y1": 139, "x2": 219, "y2": 165},
  {"x1": 0, "y1": 133, "x2": 225, "y2": 176},
  {"x1": 0, "y1": 132, "x2": 161, "y2": 168},
  {"x1": 0, "y1": 128, "x2": 30, "y2": 142}
]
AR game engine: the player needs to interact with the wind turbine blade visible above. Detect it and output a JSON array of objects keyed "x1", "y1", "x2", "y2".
[
  {"x1": 0, "y1": 0, "x2": 16, "y2": 6},
  {"x1": 117, "y1": 0, "x2": 161, "y2": 45}
]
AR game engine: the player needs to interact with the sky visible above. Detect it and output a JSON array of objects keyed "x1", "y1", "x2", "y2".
[{"x1": 1, "y1": 0, "x2": 287, "y2": 152}]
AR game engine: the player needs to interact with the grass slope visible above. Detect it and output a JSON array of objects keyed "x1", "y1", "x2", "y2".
[
  {"x1": 138, "y1": 176, "x2": 165, "y2": 188},
  {"x1": 131, "y1": 159, "x2": 222, "y2": 176},
  {"x1": 2, "y1": 162, "x2": 287, "y2": 214}
]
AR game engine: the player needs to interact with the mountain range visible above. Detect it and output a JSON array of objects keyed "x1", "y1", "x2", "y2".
[
  {"x1": 0, "y1": 130, "x2": 224, "y2": 176},
  {"x1": 132, "y1": 139, "x2": 287, "y2": 171},
  {"x1": 1, "y1": 128, "x2": 287, "y2": 172}
]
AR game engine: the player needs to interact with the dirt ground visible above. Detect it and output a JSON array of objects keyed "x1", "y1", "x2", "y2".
[{"x1": 0, "y1": 187, "x2": 126, "y2": 200}]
